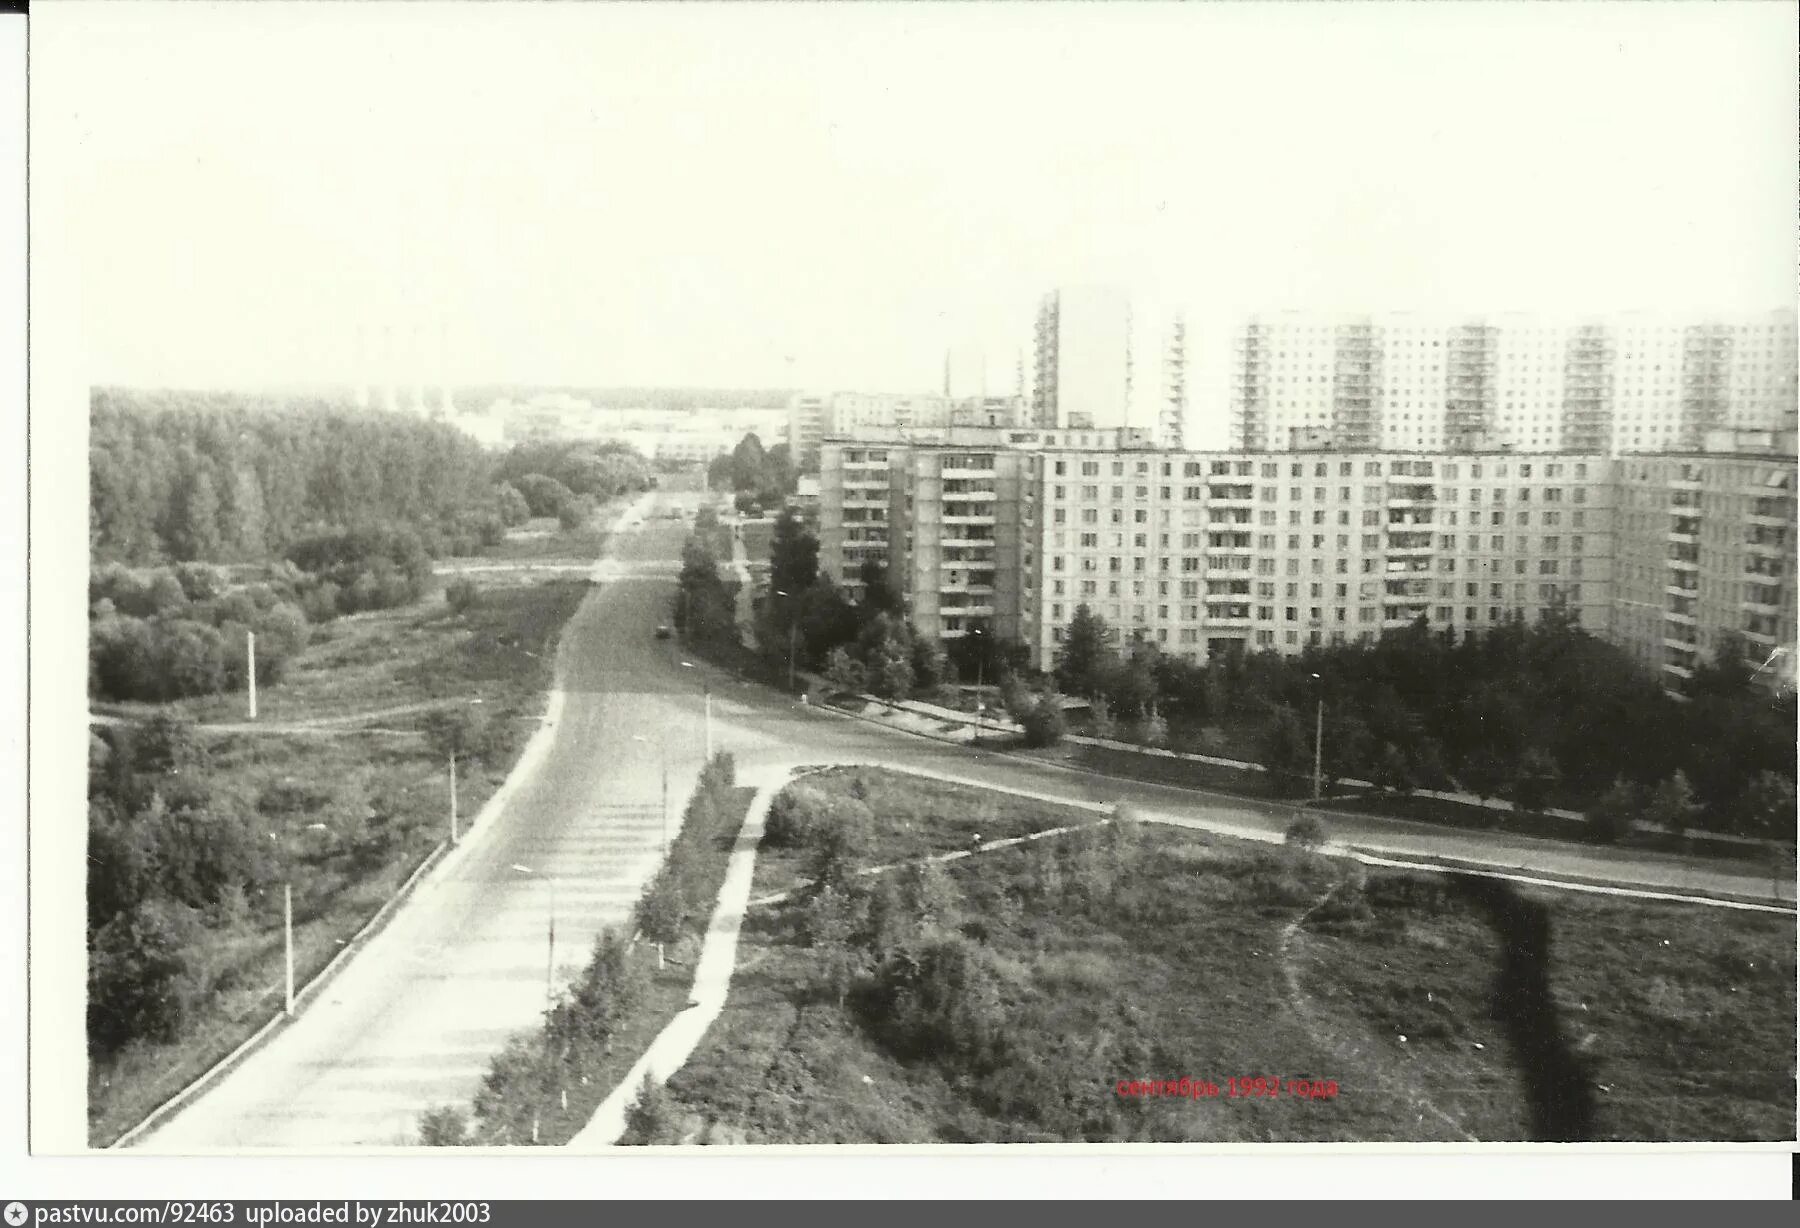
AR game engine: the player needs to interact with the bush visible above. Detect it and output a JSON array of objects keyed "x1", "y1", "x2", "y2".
[
  {"x1": 144, "y1": 795, "x2": 272, "y2": 910},
  {"x1": 1284, "y1": 813, "x2": 1327, "y2": 850},
  {"x1": 445, "y1": 578, "x2": 480, "y2": 615},
  {"x1": 87, "y1": 899, "x2": 200, "y2": 1058},
  {"x1": 1586, "y1": 776, "x2": 1641, "y2": 845},
  {"x1": 1019, "y1": 696, "x2": 1066, "y2": 748},
  {"x1": 860, "y1": 937, "x2": 1010, "y2": 1071},
  {"x1": 416, "y1": 1105, "x2": 469, "y2": 1147},
  {"x1": 174, "y1": 562, "x2": 226, "y2": 602},
  {"x1": 635, "y1": 867, "x2": 686, "y2": 945},
  {"x1": 763, "y1": 786, "x2": 824, "y2": 849}
]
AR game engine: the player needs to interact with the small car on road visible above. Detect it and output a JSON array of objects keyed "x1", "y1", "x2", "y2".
[{"x1": 654, "y1": 624, "x2": 673, "y2": 640}]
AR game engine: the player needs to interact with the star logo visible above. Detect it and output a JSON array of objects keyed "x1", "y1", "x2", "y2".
[{"x1": 4, "y1": 1202, "x2": 29, "y2": 1227}]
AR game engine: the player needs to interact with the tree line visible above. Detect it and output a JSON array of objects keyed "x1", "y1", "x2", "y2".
[
  {"x1": 1049, "y1": 601, "x2": 1794, "y2": 838},
  {"x1": 91, "y1": 390, "x2": 505, "y2": 565}
]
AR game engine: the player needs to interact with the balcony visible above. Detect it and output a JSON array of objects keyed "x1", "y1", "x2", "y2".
[
  {"x1": 1741, "y1": 596, "x2": 1782, "y2": 615},
  {"x1": 1665, "y1": 556, "x2": 1699, "y2": 572}
]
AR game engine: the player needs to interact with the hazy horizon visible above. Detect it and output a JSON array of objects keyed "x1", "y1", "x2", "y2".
[{"x1": 38, "y1": 3, "x2": 1799, "y2": 394}]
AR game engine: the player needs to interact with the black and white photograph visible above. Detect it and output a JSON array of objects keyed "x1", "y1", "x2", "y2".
[{"x1": 16, "y1": 0, "x2": 1800, "y2": 1196}]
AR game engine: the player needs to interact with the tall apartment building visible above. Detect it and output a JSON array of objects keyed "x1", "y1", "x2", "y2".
[
  {"x1": 1608, "y1": 439, "x2": 1796, "y2": 692},
  {"x1": 820, "y1": 438, "x2": 1796, "y2": 692},
  {"x1": 817, "y1": 425, "x2": 1155, "y2": 611},
  {"x1": 1032, "y1": 286, "x2": 1133, "y2": 430},
  {"x1": 1229, "y1": 310, "x2": 1797, "y2": 456}
]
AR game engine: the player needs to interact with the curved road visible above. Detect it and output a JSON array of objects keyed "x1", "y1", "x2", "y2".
[{"x1": 137, "y1": 490, "x2": 1788, "y2": 1151}]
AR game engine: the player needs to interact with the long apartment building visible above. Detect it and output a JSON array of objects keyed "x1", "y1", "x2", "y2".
[
  {"x1": 1229, "y1": 310, "x2": 1798, "y2": 456},
  {"x1": 820, "y1": 436, "x2": 1797, "y2": 691}
]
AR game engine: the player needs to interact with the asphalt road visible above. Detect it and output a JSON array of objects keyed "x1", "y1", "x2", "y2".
[
  {"x1": 137, "y1": 494, "x2": 723, "y2": 1150},
  {"x1": 138, "y1": 489, "x2": 1787, "y2": 1151}
]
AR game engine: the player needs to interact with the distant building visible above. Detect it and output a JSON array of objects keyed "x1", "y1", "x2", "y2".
[
  {"x1": 1228, "y1": 309, "x2": 1798, "y2": 455},
  {"x1": 1033, "y1": 285, "x2": 1133, "y2": 430},
  {"x1": 787, "y1": 392, "x2": 953, "y2": 467}
]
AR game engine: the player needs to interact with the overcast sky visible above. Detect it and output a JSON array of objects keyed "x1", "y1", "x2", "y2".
[{"x1": 36, "y1": 1, "x2": 1799, "y2": 395}]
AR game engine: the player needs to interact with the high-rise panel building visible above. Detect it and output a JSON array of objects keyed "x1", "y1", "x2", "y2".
[
  {"x1": 1228, "y1": 309, "x2": 1797, "y2": 456},
  {"x1": 1033, "y1": 285, "x2": 1134, "y2": 430}
]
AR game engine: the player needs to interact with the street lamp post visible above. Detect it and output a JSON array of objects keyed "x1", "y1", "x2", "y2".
[
  {"x1": 448, "y1": 751, "x2": 459, "y2": 846},
  {"x1": 774, "y1": 589, "x2": 800, "y2": 693},
  {"x1": 1310, "y1": 672, "x2": 1324, "y2": 802},
  {"x1": 680, "y1": 661, "x2": 713, "y2": 760},
  {"x1": 971, "y1": 626, "x2": 986, "y2": 746}
]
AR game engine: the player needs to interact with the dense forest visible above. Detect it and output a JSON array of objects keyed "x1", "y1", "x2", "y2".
[
  {"x1": 88, "y1": 391, "x2": 654, "y2": 704},
  {"x1": 90, "y1": 390, "x2": 507, "y2": 565}
]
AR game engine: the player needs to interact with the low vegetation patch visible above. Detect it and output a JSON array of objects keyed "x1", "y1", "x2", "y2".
[{"x1": 631, "y1": 770, "x2": 1795, "y2": 1144}]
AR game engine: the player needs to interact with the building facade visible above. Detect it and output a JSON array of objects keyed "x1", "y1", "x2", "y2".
[
  {"x1": 820, "y1": 438, "x2": 1797, "y2": 693},
  {"x1": 1608, "y1": 442, "x2": 1796, "y2": 692},
  {"x1": 1027, "y1": 449, "x2": 1618, "y2": 671},
  {"x1": 1229, "y1": 310, "x2": 1798, "y2": 456},
  {"x1": 788, "y1": 392, "x2": 954, "y2": 467}
]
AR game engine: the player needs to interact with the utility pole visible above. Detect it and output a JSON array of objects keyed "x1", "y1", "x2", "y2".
[
  {"x1": 788, "y1": 620, "x2": 798, "y2": 693},
  {"x1": 449, "y1": 752, "x2": 459, "y2": 845},
  {"x1": 247, "y1": 630, "x2": 258, "y2": 721},
  {"x1": 545, "y1": 879, "x2": 557, "y2": 1014},
  {"x1": 704, "y1": 685, "x2": 713, "y2": 760},
  {"x1": 1312, "y1": 696, "x2": 1324, "y2": 803},
  {"x1": 283, "y1": 882, "x2": 295, "y2": 1017}
]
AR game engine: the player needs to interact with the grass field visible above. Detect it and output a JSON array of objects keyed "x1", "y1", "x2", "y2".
[
  {"x1": 469, "y1": 514, "x2": 617, "y2": 563},
  {"x1": 652, "y1": 769, "x2": 1795, "y2": 1144},
  {"x1": 87, "y1": 574, "x2": 591, "y2": 1146}
]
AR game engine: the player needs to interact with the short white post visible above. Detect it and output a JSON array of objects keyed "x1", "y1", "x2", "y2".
[
  {"x1": 247, "y1": 630, "x2": 258, "y2": 721},
  {"x1": 283, "y1": 882, "x2": 295, "y2": 1017},
  {"x1": 449, "y1": 752, "x2": 459, "y2": 845}
]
